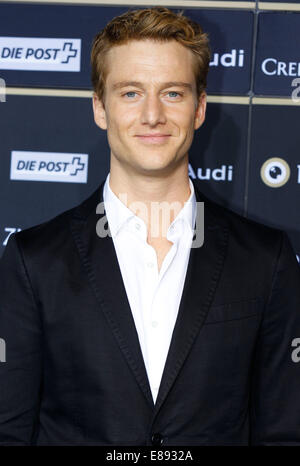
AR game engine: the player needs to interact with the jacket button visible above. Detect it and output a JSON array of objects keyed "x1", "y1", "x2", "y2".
[{"x1": 151, "y1": 432, "x2": 163, "y2": 446}]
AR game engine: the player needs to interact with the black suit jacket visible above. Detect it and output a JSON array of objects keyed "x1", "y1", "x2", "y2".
[{"x1": 1, "y1": 178, "x2": 300, "y2": 446}]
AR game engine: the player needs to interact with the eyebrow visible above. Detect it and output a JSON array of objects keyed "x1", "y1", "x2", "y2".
[{"x1": 111, "y1": 81, "x2": 193, "y2": 91}]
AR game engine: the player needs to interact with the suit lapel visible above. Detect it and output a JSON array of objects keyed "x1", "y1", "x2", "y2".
[
  {"x1": 70, "y1": 178, "x2": 229, "y2": 415},
  {"x1": 70, "y1": 180, "x2": 154, "y2": 409},
  {"x1": 152, "y1": 179, "x2": 229, "y2": 416}
]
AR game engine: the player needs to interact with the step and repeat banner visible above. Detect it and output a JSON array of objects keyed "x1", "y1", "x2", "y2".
[{"x1": 0, "y1": 0, "x2": 299, "y2": 264}]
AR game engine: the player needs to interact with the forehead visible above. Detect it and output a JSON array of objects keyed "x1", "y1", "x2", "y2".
[{"x1": 104, "y1": 39, "x2": 196, "y2": 84}]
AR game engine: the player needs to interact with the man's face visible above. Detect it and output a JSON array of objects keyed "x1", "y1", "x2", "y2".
[{"x1": 93, "y1": 39, "x2": 206, "y2": 176}]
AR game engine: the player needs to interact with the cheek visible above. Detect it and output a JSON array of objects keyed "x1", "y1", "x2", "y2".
[
  {"x1": 173, "y1": 117, "x2": 196, "y2": 142},
  {"x1": 109, "y1": 106, "x2": 136, "y2": 134},
  {"x1": 105, "y1": 112, "x2": 126, "y2": 135},
  {"x1": 169, "y1": 105, "x2": 195, "y2": 128},
  {"x1": 106, "y1": 114, "x2": 135, "y2": 149}
]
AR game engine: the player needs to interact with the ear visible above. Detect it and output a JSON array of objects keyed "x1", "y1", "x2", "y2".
[
  {"x1": 92, "y1": 92, "x2": 107, "y2": 130},
  {"x1": 194, "y1": 91, "x2": 207, "y2": 130}
]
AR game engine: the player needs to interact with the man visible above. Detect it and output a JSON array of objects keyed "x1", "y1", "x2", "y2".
[{"x1": 0, "y1": 7, "x2": 300, "y2": 446}]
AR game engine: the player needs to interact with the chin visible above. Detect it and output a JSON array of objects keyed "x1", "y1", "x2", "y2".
[{"x1": 134, "y1": 162, "x2": 176, "y2": 176}]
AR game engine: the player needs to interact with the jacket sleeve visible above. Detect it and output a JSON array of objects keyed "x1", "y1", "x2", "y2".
[
  {"x1": 0, "y1": 233, "x2": 42, "y2": 445},
  {"x1": 249, "y1": 230, "x2": 300, "y2": 445}
]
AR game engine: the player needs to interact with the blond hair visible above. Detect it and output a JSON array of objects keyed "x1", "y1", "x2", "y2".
[{"x1": 91, "y1": 7, "x2": 211, "y2": 102}]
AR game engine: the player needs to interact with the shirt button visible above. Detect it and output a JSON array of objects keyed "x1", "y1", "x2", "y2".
[
  {"x1": 151, "y1": 321, "x2": 158, "y2": 328},
  {"x1": 151, "y1": 433, "x2": 163, "y2": 446},
  {"x1": 135, "y1": 223, "x2": 141, "y2": 230},
  {"x1": 147, "y1": 261, "x2": 154, "y2": 268}
]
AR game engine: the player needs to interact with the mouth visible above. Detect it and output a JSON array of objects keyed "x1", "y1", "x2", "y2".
[{"x1": 135, "y1": 134, "x2": 171, "y2": 144}]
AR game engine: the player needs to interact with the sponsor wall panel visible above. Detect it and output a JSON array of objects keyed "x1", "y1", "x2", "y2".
[
  {"x1": 247, "y1": 104, "x2": 300, "y2": 257},
  {"x1": 189, "y1": 102, "x2": 249, "y2": 216},
  {"x1": 254, "y1": 12, "x2": 300, "y2": 96},
  {"x1": 0, "y1": 3, "x2": 128, "y2": 89},
  {"x1": 0, "y1": 94, "x2": 110, "y2": 256},
  {"x1": 185, "y1": 9, "x2": 253, "y2": 95},
  {"x1": 0, "y1": 3, "x2": 253, "y2": 95}
]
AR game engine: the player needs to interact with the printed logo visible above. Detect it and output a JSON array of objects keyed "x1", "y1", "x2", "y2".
[
  {"x1": 260, "y1": 157, "x2": 290, "y2": 188},
  {"x1": 189, "y1": 163, "x2": 233, "y2": 182},
  {"x1": 10, "y1": 151, "x2": 88, "y2": 183},
  {"x1": 210, "y1": 49, "x2": 245, "y2": 68},
  {"x1": 261, "y1": 58, "x2": 300, "y2": 77},
  {"x1": 0, "y1": 37, "x2": 81, "y2": 72}
]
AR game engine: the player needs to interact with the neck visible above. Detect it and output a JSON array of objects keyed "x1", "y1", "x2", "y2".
[{"x1": 108, "y1": 160, "x2": 191, "y2": 241}]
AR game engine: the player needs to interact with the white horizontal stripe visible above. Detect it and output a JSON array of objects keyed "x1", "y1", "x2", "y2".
[
  {"x1": 258, "y1": 2, "x2": 300, "y2": 11},
  {"x1": 0, "y1": 0, "x2": 256, "y2": 9}
]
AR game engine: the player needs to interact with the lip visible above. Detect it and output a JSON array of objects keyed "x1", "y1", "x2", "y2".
[{"x1": 135, "y1": 134, "x2": 171, "y2": 144}]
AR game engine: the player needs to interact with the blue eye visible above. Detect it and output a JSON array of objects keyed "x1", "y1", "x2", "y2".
[
  {"x1": 169, "y1": 91, "x2": 180, "y2": 97},
  {"x1": 123, "y1": 91, "x2": 181, "y2": 99},
  {"x1": 124, "y1": 91, "x2": 136, "y2": 98}
]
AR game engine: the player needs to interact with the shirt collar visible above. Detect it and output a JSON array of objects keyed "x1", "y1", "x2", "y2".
[{"x1": 103, "y1": 172, "x2": 196, "y2": 239}]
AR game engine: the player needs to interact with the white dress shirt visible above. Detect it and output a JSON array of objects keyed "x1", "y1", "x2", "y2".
[{"x1": 103, "y1": 172, "x2": 196, "y2": 403}]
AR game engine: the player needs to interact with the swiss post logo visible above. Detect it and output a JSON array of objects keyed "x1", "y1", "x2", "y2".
[
  {"x1": 10, "y1": 151, "x2": 88, "y2": 183},
  {"x1": 0, "y1": 37, "x2": 81, "y2": 72}
]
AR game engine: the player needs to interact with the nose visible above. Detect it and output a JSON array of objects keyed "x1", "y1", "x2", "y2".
[{"x1": 140, "y1": 94, "x2": 167, "y2": 127}]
